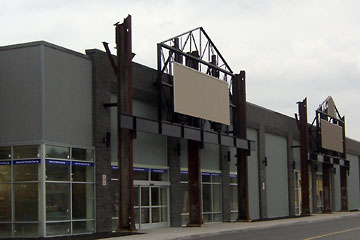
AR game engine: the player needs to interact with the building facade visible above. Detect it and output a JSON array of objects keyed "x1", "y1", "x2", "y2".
[{"x1": 0, "y1": 39, "x2": 360, "y2": 238}]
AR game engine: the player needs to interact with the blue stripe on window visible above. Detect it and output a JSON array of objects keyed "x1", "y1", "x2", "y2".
[
  {"x1": 13, "y1": 159, "x2": 41, "y2": 164},
  {"x1": 133, "y1": 167, "x2": 149, "y2": 172},
  {"x1": 0, "y1": 161, "x2": 11, "y2": 165},
  {"x1": 46, "y1": 159, "x2": 70, "y2": 165},
  {"x1": 151, "y1": 169, "x2": 168, "y2": 173},
  {"x1": 72, "y1": 161, "x2": 94, "y2": 167}
]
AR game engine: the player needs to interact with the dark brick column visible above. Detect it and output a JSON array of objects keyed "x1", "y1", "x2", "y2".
[
  {"x1": 168, "y1": 137, "x2": 182, "y2": 227},
  {"x1": 86, "y1": 49, "x2": 113, "y2": 233},
  {"x1": 220, "y1": 146, "x2": 231, "y2": 222}
]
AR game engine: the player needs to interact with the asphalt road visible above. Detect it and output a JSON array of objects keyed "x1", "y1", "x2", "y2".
[{"x1": 188, "y1": 215, "x2": 360, "y2": 240}]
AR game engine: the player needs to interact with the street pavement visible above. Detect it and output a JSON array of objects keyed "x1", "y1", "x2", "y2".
[{"x1": 106, "y1": 212, "x2": 360, "y2": 240}]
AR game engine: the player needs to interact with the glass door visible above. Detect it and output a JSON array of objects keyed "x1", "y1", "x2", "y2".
[
  {"x1": 134, "y1": 185, "x2": 169, "y2": 229},
  {"x1": 294, "y1": 171, "x2": 302, "y2": 215}
]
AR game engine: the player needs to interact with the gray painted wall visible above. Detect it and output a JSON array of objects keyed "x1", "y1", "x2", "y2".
[
  {"x1": 111, "y1": 95, "x2": 167, "y2": 166},
  {"x1": 44, "y1": 45, "x2": 92, "y2": 146},
  {"x1": 0, "y1": 45, "x2": 42, "y2": 143},
  {"x1": 265, "y1": 133, "x2": 289, "y2": 218},
  {"x1": 348, "y1": 154, "x2": 360, "y2": 210},
  {"x1": 201, "y1": 143, "x2": 220, "y2": 171}
]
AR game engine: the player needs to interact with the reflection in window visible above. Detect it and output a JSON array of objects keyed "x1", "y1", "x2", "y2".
[
  {"x1": 0, "y1": 147, "x2": 11, "y2": 160},
  {"x1": 72, "y1": 164, "x2": 94, "y2": 182},
  {"x1": 0, "y1": 223, "x2": 11, "y2": 237},
  {"x1": 0, "y1": 184, "x2": 11, "y2": 222},
  {"x1": 46, "y1": 184, "x2": 70, "y2": 221},
  {"x1": 46, "y1": 145, "x2": 69, "y2": 159},
  {"x1": 72, "y1": 221, "x2": 94, "y2": 234},
  {"x1": 0, "y1": 163, "x2": 11, "y2": 182},
  {"x1": 14, "y1": 162, "x2": 39, "y2": 182},
  {"x1": 14, "y1": 223, "x2": 39, "y2": 237},
  {"x1": 46, "y1": 160, "x2": 69, "y2": 181},
  {"x1": 46, "y1": 222, "x2": 71, "y2": 236},
  {"x1": 72, "y1": 148, "x2": 93, "y2": 162},
  {"x1": 72, "y1": 184, "x2": 94, "y2": 220},
  {"x1": 14, "y1": 183, "x2": 38, "y2": 221},
  {"x1": 13, "y1": 145, "x2": 40, "y2": 159}
]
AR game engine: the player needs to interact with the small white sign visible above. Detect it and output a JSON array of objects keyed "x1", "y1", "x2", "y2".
[{"x1": 102, "y1": 174, "x2": 107, "y2": 186}]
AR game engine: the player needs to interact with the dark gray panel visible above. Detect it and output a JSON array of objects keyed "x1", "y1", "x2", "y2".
[
  {"x1": 44, "y1": 46, "x2": 92, "y2": 146},
  {"x1": 348, "y1": 154, "x2": 360, "y2": 210},
  {"x1": 0, "y1": 46, "x2": 42, "y2": 143}
]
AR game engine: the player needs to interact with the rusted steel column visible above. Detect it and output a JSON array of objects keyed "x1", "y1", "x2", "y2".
[
  {"x1": 116, "y1": 15, "x2": 135, "y2": 231},
  {"x1": 233, "y1": 71, "x2": 250, "y2": 221},
  {"x1": 322, "y1": 163, "x2": 332, "y2": 213},
  {"x1": 187, "y1": 140, "x2": 203, "y2": 226},
  {"x1": 298, "y1": 98, "x2": 310, "y2": 216},
  {"x1": 186, "y1": 51, "x2": 203, "y2": 226},
  {"x1": 340, "y1": 166, "x2": 349, "y2": 211}
]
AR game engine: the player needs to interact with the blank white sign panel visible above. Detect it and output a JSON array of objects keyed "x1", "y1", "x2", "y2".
[{"x1": 173, "y1": 62, "x2": 230, "y2": 125}]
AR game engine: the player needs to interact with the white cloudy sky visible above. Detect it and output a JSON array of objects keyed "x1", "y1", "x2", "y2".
[{"x1": 1, "y1": 0, "x2": 360, "y2": 140}]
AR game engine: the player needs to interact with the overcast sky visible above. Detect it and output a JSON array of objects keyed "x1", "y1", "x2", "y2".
[{"x1": 2, "y1": 0, "x2": 360, "y2": 140}]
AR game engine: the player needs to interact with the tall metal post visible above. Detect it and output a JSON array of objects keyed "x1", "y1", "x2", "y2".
[
  {"x1": 186, "y1": 51, "x2": 203, "y2": 226},
  {"x1": 233, "y1": 71, "x2": 250, "y2": 221},
  {"x1": 340, "y1": 116, "x2": 348, "y2": 211},
  {"x1": 298, "y1": 98, "x2": 310, "y2": 215},
  {"x1": 112, "y1": 15, "x2": 135, "y2": 231}
]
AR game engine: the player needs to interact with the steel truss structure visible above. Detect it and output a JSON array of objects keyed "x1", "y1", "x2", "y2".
[{"x1": 157, "y1": 27, "x2": 236, "y2": 132}]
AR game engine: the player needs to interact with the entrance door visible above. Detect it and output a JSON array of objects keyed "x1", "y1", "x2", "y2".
[{"x1": 134, "y1": 185, "x2": 169, "y2": 229}]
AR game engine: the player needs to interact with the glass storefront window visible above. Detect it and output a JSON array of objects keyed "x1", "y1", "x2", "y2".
[
  {"x1": 134, "y1": 168, "x2": 149, "y2": 181},
  {"x1": 0, "y1": 223, "x2": 11, "y2": 237},
  {"x1": 213, "y1": 184, "x2": 222, "y2": 212},
  {"x1": 141, "y1": 187, "x2": 149, "y2": 206},
  {"x1": 14, "y1": 161, "x2": 40, "y2": 182},
  {"x1": 46, "y1": 184, "x2": 70, "y2": 221},
  {"x1": 230, "y1": 185, "x2": 238, "y2": 211},
  {"x1": 202, "y1": 184, "x2": 212, "y2": 213},
  {"x1": 72, "y1": 221, "x2": 94, "y2": 234},
  {"x1": 141, "y1": 208, "x2": 149, "y2": 224},
  {"x1": 0, "y1": 184, "x2": 11, "y2": 222},
  {"x1": 46, "y1": 222, "x2": 71, "y2": 236},
  {"x1": 0, "y1": 147, "x2": 11, "y2": 160},
  {"x1": 14, "y1": 223, "x2": 39, "y2": 237},
  {"x1": 151, "y1": 188, "x2": 160, "y2": 206},
  {"x1": 151, "y1": 169, "x2": 168, "y2": 181},
  {"x1": 46, "y1": 160, "x2": 69, "y2": 181},
  {"x1": 72, "y1": 148, "x2": 94, "y2": 162},
  {"x1": 72, "y1": 163, "x2": 94, "y2": 182},
  {"x1": 46, "y1": 145, "x2": 70, "y2": 159},
  {"x1": 13, "y1": 145, "x2": 40, "y2": 159},
  {"x1": 72, "y1": 184, "x2": 94, "y2": 220},
  {"x1": 111, "y1": 181, "x2": 119, "y2": 217},
  {"x1": 14, "y1": 183, "x2": 39, "y2": 221},
  {"x1": 0, "y1": 162, "x2": 11, "y2": 182}
]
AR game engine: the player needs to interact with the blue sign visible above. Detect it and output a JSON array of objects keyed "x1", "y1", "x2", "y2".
[
  {"x1": 180, "y1": 170, "x2": 188, "y2": 174},
  {"x1": 230, "y1": 174, "x2": 237, "y2": 178},
  {"x1": 201, "y1": 172, "x2": 211, "y2": 176},
  {"x1": 133, "y1": 167, "x2": 149, "y2": 172},
  {"x1": 111, "y1": 166, "x2": 118, "y2": 170},
  {"x1": 14, "y1": 159, "x2": 40, "y2": 164},
  {"x1": 46, "y1": 159, "x2": 70, "y2": 165},
  {"x1": 0, "y1": 161, "x2": 11, "y2": 165},
  {"x1": 72, "y1": 161, "x2": 94, "y2": 167},
  {"x1": 211, "y1": 173, "x2": 221, "y2": 177},
  {"x1": 151, "y1": 169, "x2": 168, "y2": 173}
]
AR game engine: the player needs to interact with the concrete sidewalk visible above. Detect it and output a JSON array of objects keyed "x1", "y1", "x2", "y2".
[{"x1": 106, "y1": 212, "x2": 360, "y2": 240}]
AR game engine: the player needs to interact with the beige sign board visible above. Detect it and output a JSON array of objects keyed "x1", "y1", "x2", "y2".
[
  {"x1": 173, "y1": 62, "x2": 230, "y2": 125},
  {"x1": 321, "y1": 119, "x2": 343, "y2": 153}
]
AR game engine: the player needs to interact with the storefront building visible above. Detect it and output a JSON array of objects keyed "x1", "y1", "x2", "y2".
[{"x1": 1, "y1": 37, "x2": 360, "y2": 238}]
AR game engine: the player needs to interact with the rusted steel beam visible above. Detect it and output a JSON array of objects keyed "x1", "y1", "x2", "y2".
[
  {"x1": 233, "y1": 71, "x2": 250, "y2": 221},
  {"x1": 186, "y1": 51, "x2": 203, "y2": 226},
  {"x1": 298, "y1": 98, "x2": 310, "y2": 216},
  {"x1": 111, "y1": 15, "x2": 136, "y2": 232},
  {"x1": 322, "y1": 163, "x2": 332, "y2": 213}
]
